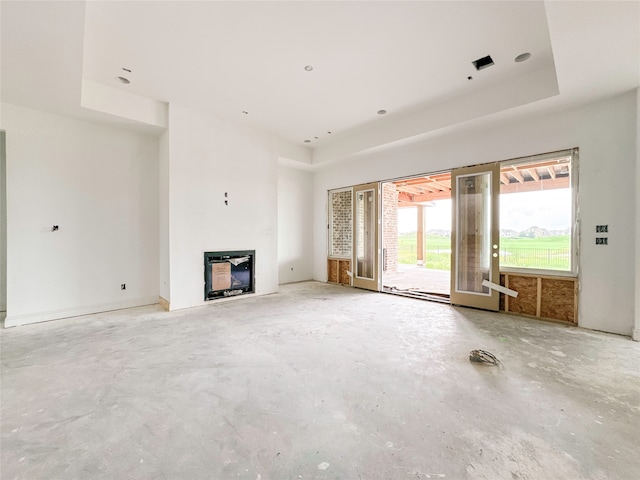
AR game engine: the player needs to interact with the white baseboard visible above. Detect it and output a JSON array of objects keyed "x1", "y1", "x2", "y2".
[{"x1": 3, "y1": 296, "x2": 159, "y2": 328}]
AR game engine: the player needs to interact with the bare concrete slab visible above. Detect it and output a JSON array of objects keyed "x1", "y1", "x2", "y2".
[{"x1": 2, "y1": 281, "x2": 639, "y2": 479}]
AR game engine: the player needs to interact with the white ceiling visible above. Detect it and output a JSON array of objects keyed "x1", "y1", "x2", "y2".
[{"x1": 1, "y1": 1, "x2": 639, "y2": 165}]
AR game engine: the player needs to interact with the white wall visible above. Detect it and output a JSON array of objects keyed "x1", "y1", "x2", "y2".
[
  {"x1": 313, "y1": 91, "x2": 638, "y2": 336},
  {"x1": 1, "y1": 130, "x2": 6, "y2": 312},
  {"x1": 166, "y1": 104, "x2": 279, "y2": 310},
  {"x1": 277, "y1": 164, "x2": 314, "y2": 284},
  {"x1": 159, "y1": 129, "x2": 170, "y2": 302},
  {"x1": 635, "y1": 87, "x2": 640, "y2": 341},
  {"x1": 2, "y1": 103, "x2": 160, "y2": 326}
]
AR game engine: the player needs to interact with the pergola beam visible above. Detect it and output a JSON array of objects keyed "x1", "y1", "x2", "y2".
[
  {"x1": 500, "y1": 176, "x2": 569, "y2": 194},
  {"x1": 508, "y1": 169, "x2": 525, "y2": 184},
  {"x1": 526, "y1": 168, "x2": 540, "y2": 181},
  {"x1": 393, "y1": 162, "x2": 570, "y2": 206}
]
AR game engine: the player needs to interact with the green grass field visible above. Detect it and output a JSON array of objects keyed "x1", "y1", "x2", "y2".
[{"x1": 398, "y1": 233, "x2": 571, "y2": 271}]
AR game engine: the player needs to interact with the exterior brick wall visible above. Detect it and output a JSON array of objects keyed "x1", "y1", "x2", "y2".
[
  {"x1": 330, "y1": 185, "x2": 398, "y2": 273},
  {"x1": 330, "y1": 190, "x2": 352, "y2": 257},
  {"x1": 382, "y1": 183, "x2": 398, "y2": 273}
]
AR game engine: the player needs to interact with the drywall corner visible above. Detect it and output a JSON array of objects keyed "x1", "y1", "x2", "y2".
[
  {"x1": 278, "y1": 164, "x2": 314, "y2": 284},
  {"x1": 0, "y1": 130, "x2": 6, "y2": 312},
  {"x1": 635, "y1": 87, "x2": 640, "y2": 340}
]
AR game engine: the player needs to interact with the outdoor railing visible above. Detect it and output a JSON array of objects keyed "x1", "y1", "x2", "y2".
[
  {"x1": 398, "y1": 245, "x2": 570, "y2": 271},
  {"x1": 499, "y1": 248, "x2": 570, "y2": 270}
]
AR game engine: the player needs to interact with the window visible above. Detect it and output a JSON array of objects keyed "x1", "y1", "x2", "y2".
[{"x1": 499, "y1": 149, "x2": 577, "y2": 274}]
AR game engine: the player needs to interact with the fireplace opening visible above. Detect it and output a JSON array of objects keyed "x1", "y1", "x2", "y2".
[{"x1": 204, "y1": 250, "x2": 255, "y2": 300}]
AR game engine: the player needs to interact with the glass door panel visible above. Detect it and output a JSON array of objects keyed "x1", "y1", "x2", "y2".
[
  {"x1": 353, "y1": 182, "x2": 380, "y2": 290},
  {"x1": 450, "y1": 164, "x2": 500, "y2": 310}
]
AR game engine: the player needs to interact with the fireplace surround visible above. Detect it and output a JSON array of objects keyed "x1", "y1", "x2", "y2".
[{"x1": 204, "y1": 250, "x2": 255, "y2": 300}]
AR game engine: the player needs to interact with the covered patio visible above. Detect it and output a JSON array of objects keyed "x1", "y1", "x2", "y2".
[{"x1": 382, "y1": 264, "x2": 451, "y2": 298}]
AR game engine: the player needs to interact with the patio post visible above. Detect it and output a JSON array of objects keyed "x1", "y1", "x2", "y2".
[{"x1": 417, "y1": 204, "x2": 424, "y2": 266}]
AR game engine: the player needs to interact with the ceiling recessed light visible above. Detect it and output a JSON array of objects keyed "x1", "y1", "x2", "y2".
[
  {"x1": 377, "y1": 109, "x2": 387, "y2": 115},
  {"x1": 304, "y1": 65, "x2": 313, "y2": 71},
  {"x1": 116, "y1": 76, "x2": 130, "y2": 84},
  {"x1": 467, "y1": 76, "x2": 473, "y2": 80},
  {"x1": 327, "y1": 131, "x2": 332, "y2": 134},
  {"x1": 304, "y1": 139, "x2": 311, "y2": 143},
  {"x1": 122, "y1": 67, "x2": 132, "y2": 73},
  {"x1": 242, "y1": 111, "x2": 249, "y2": 115},
  {"x1": 515, "y1": 52, "x2": 532, "y2": 63}
]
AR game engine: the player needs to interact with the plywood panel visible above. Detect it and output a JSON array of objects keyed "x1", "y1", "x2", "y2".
[
  {"x1": 499, "y1": 272, "x2": 577, "y2": 324},
  {"x1": 327, "y1": 259, "x2": 339, "y2": 283},
  {"x1": 339, "y1": 260, "x2": 351, "y2": 286},
  {"x1": 507, "y1": 275, "x2": 538, "y2": 316},
  {"x1": 541, "y1": 278, "x2": 576, "y2": 323}
]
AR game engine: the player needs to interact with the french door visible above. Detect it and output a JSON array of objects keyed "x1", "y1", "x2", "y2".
[
  {"x1": 352, "y1": 182, "x2": 380, "y2": 291},
  {"x1": 450, "y1": 163, "x2": 500, "y2": 311}
]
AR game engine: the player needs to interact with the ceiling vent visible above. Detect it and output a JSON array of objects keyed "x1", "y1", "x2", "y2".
[{"x1": 472, "y1": 55, "x2": 495, "y2": 71}]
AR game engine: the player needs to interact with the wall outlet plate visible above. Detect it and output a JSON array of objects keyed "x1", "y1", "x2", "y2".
[{"x1": 595, "y1": 237, "x2": 608, "y2": 245}]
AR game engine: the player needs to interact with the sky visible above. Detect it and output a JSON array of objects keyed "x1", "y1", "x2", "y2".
[{"x1": 397, "y1": 189, "x2": 572, "y2": 233}]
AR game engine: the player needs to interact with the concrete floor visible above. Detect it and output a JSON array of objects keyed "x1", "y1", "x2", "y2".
[{"x1": 1, "y1": 281, "x2": 639, "y2": 480}]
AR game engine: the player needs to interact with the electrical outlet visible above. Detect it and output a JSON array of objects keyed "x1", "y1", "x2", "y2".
[
  {"x1": 596, "y1": 225, "x2": 608, "y2": 233},
  {"x1": 595, "y1": 237, "x2": 608, "y2": 245},
  {"x1": 121, "y1": 284, "x2": 126, "y2": 290}
]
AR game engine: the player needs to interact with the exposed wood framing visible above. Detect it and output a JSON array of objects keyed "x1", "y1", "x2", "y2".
[
  {"x1": 500, "y1": 272, "x2": 578, "y2": 324},
  {"x1": 397, "y1": 190, "x2": 452, "y2": 203},
  {"x1": 527, "y1": 168, "x2": 540, "y2": 181},
  {"x1": 536, "y1": 277, "x2": 542, "y2": 317},
  {"x1": 500, "y1": 176, "x2": 569, "y2": 194},
  {"x1": 327, "y1": 258, "x2": 351, "y2": 286},
  {"x1": 393, "y1": 157, "x2": 570, "y2": 207},
  {"x1": 508, "y1": 169, "x2": 525, "y2": 184}
]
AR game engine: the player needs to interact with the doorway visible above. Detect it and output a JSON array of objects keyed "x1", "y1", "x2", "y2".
[
  {"x1": 327, "y1": 149, "x2": 577, "y2": 318},
  {"x1": 381, "y1": 172, "x2": 452, "y2": 301}
]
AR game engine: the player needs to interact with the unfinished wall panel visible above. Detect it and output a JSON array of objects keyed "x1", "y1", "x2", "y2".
[
  {"x1": 327, "y1": 259, "x2": 339, "y2": 284},
  {"x1": 540, "y1": 278, "x2": 576, "y2": 323},
  {"x1": 500, "y1": 272, "x2": 578, "y2": 324},
  {"x1": 328, "y1": 258, "x2": 351, "y2": 286},
  {"x1": 506, "y1": 275, "x2": 538, "y2": 316},
  {"x1": 338, "y1": 260, "x2": 351, "y2": 286}
]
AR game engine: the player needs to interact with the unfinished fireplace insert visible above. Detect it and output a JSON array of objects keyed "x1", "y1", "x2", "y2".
[{"x1": 204, "y1": 250, "x2": 255, "y2": 300}]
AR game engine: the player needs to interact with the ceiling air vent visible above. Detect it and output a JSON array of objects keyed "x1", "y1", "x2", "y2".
[{"x1": 472, "y1": 55, "x2": 494, "y2": 71}]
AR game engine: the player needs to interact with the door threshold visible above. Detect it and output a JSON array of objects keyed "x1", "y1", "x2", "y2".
[{"x1": 383, "y1": 286, "x2": 451, "y2": 304}]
